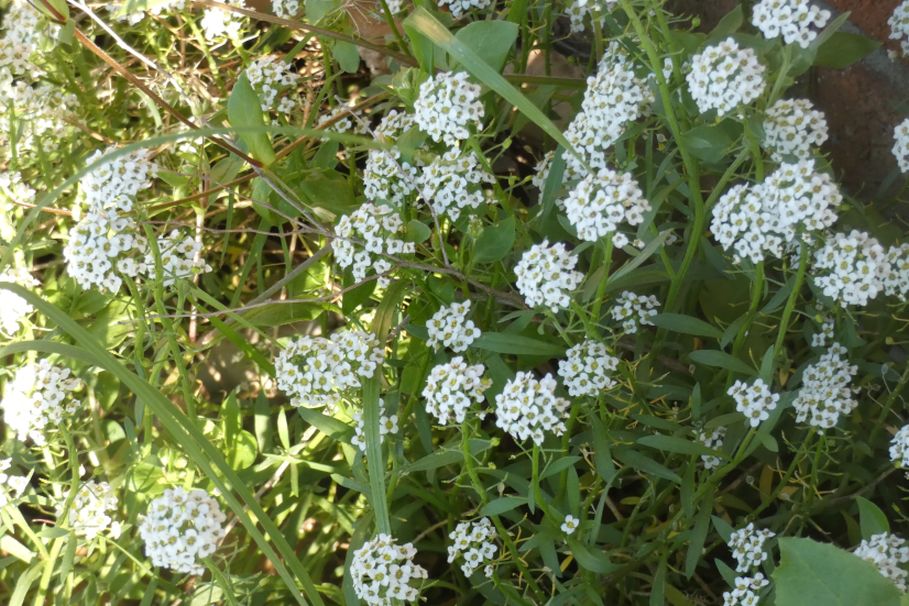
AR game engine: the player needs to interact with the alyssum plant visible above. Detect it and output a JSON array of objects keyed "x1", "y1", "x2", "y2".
[{"x1": 1, "y1": 0, "x2": 909, "y2": 603}]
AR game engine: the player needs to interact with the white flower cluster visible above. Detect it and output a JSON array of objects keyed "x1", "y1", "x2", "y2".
[
  {"x1": 890, "y1": 424, "x2": 909, "y2": 469},
  {"x1": 557, "y1": 340, "x2": 619, "y2": 397},
  {"x1": 245, "y1": 56, "x2": 299, "y2": 114},
  {"x1": 426, "y1": 301, "x2": 481, "y2": 352},
  {"x1": 153, "y1": 230, "x2": 212, "y2": 287},
  {"x1": 275, "y1": 329, "x2": 384, "y2": 408},
  {"x1": 565, "y1": 0, "x2": 616, "y2": 34},
  {"x1": 447, "y1": 518, "x2": 497, "y2": 578},
  {"x1": 0, "y1": 458, "x2": 28, "y2": 507},
  {"x1": 560, "y1": 514, "x2": 580, "y2": 535},
  {"x1": 0, "y1": 172, "x2": 34, "y2": 241},
  {"x1": 200, "y1": 0, "x2": 247, "y2": 42},
  {"x1": 78, "y1": 148, "x2": 158, "y2": 214},
  {"x1": 514, "y1": 240, "x2": 583, "y2": 312},
  {"x1": 711, "y1": 161, "x2": 841, "y2": 264},
  {"x1": 752, "y1": 0, "x2": 831, "y2": 47},
  {"x1": 108, "y1": 0, "x2": 187, "y2": 25},
  {"x1": 494, "y1": 371, "x2": 570, "y2": 445},
  {"x1": 0, "y1": 0, "x2": 47, "y2": 74},
  {"x1": 855, "y1": 532, "x2": 909, "y2": 592},
  {"x1": 334, "y1": 203, "x2": 414, "y2": 288},
  {"x1": 560, "y1": 168, "x2": 650, "y2": 245},
  {"x1": 414, "y1": 71, "x2": 484, "y2": 146},
  {"x1": 437, "y1": 0, "x2": 492, "y2": 19},
  {"x1": 893, "y1": 118, "x2": 909, "y2": 174},
  {"x1": 0, "y1": 78, "x2": 75, "y2": 152},
  {"x1": 422, "y1": 357, "x2": 490, "y2": 425},
  {"x1": 763, "y1": 98, "x2": 829, "y2": 161},
  {"x1": 687, "y1": 38, "x2": 766, "y2": 116},
  {"x1": 792, "y1": 342, "x2": 858, "y2": 430},
  {"x1": 350, "y1": 534, "x2": 428, "y2": 605},
  {"x1": 884, "y1": 243, "x2": 909, "y2": 299},
  {"x1": 419, "y1": 150, "x2": 493, "y2": 220},
  {"x1": 722, "y1": 573, "x2": 770, "y2": 606},
  {"x1": 811, "y1": 316, "x2": 834, "y2": 347},
  {"x1": 0, "y1": 267, "x2": 37, "y2": 335},
  {"x1": 351, "y1": 404, "x2": 398, "y2": 452},
  {"x1": 610, "y1": 291, "x2": 659, "y2": 334},
  {"x1": 272, "y1": 0, "x2": 299, "y2": 18},
  {"x1": 728, "y1": 523, "x2": 775, "y2": 572},
  {"x1": 812, "y1": 230, "x2": 888, "y2": 307},
  {"x1": 66, "y1": 481, "x2": 121, "y2": 541},
  {"x1": 1, "y1": 359, "x2": 82, "y2": 445},
  {"x1": 697, "y1": 426, "x2": 726, "y2": 470},
  {"x1": 564, "y1": 44, "x2": 653, "y2": 177},
  {"x1": 728, "y1": 378, "x2": 779, "y2": 428},
  {"x1": 363, "y1": 111, "x2": 420, "y2": 206},
  {"x1": 139, "y1": 487, "x2": 227, "y2": 576},
  {"x1": 890, "y1": 1, "x2": 909, "y2": 56}
]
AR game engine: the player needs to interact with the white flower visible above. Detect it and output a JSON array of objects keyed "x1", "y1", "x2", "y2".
[
  {"x1": 890, "y1": 1, "x2": 909, "y2": 56},
  {"x1": 697, "y1": 426, "x2": 726, "y2": 470},
  {"x1": 763, "y1": 98, "x2": 829, "y2": 161},
  {"x1": 565, "y1": 0, "x2": 617, "y2": 34},
  {"x1": 728, "y1": 523, "x2": 775, "y2": 572},
  {"x1": 0, "y1": 267, "x2": 38, "y2": 335},
  {"x1": 890, "y1": 424, "x2": 909, "y2": 469},
  {"x1": 0, "y1": 458, "x2": 29, "y2": 507},
  {"x1": 494, "y1": 371, "x2": 570, "y2": 445},
  {"x1": 560, "y1": 514, "x2": 579, "y2": 535},
  {"x1": 812, "y1": 230, "x2": 888, "y2": 307},
  {"x1": 810, "y1": 317, "x2": 835, "y2": 348},
  {"x1": 558, "y1": 340, "x2": 619, "y2": 397},
  {"x1": 422, "y1": 356, "x2": 490, "y2": 425},
  {"x1": 883, "y1": 243, "x2": 909, "y2": 301},
  {"x1": 418, "y1": 149, "x2": 493, "y2": 220},
  {"x1": 351, "y1": 402, "x2": 397, "y2": 452},
  {"x1": 139, "y1": 487, "x2": 227, "y2": 576},
  {"x1": 78, "y1": 147, "x2": 158, "y2": 214},
  {"x1": 272, "y1": 0, "x2": 299, "y2": 18},
  {"x1": 560, "y1": 167, "x2": 650, "y2": 244},
  {"x1": 275, "y1": 328, "x2": 384, "y2": 408},
  {"x1": 0, "y1": 172, "x2": 35, "y2": 241},
  {"x1": 413, "y1": 71, "x2": 484, "y2": 146},
  {"x1": 363, "y1": 111, "x2": 420, "y2": 206},
  {"x1": 609, "y1": 291, "x2": 659, "y2": 334},
  {"x1": 563, "y1": 43, "x2": 653, "y2": 178},
  {"x1": 792, "y1": 342, "x2": 858, "y2": 430},
  {"x1": 893, "y1": 118, "x2": 909, "y2": 174},
  {"x1": 447, "y1": 518, "x2": 498, "y2": 578},
  {"x1": 65, "y1": 480, "x2": 119, "y2": 541},
  {"x1": 0, "y1": 0, "x2": 56, "y2": 76},
  {"x1": 687, "y1": 38, "x2": 766, "y2": 116},
  {"x1": 1, "y1": 359, "x2": 82, "y2": 445},
  {"x1": 334, "y1": 202, "x2": 415, "y2": 288},
  {"x1": 147, "y1": 230, "x2": 212, "y2": 287},
  {"x1": 514, "y1": 240, "x2": 583, "y2": 312},
  {"x1": 728, "y1": 378, "x2": 779, "y2": 428},
  {"x1": 711, "y1": 161, "x2": 841, "y2": 264},
  {"x1": 437, "y1": 0, "x2": 492, "y2": 19},
  {"x1": 722, "y1": 573, "x2": 770, "y2": 606},
  {"x1": 350, "y1": 534, "x2": 428, "y2": 605},
  {"x1": 200, "y1": 0, "x2": 247, "y2": 41},
  {"x1": 752, "y1": 0, "x2": 831, "y2": 47},
  {"x1": 426, "y1": 301, "x2": 481, "y2": 352},
  {"x1": 855, "y1": 532, "x2": 909, "y2": 592},
  {"x1": 245, "y1": 56, "x2": 299, "y2": 114}
]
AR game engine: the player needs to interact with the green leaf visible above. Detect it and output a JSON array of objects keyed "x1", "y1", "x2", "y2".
[
  {"x1": 453, "y1": 20, "x2": 519, "y2": 73},
  {"x1": 773, "y1": 537, "x2": 901, "y2": 606},
  {"x1": 332, "y1": 40, "x2": 361, "y2": 73},
  {"x1": 638, "y1": 434, "x2": 716, "y2": 457},
  {"x1": 613, "y1": 446, "x2": 681, "y2": 484},
  {"x1": 472, "y1": 332, "x2": 565, "y2": 357},
  {"x1": 685, "y1": 503, "x2": 711, "y2": 577},
  {"x1": 652, "y1": 313, "x2": 723, "y2": 340},
  {"x1": 226, "y1": 430, "x2": 258, "y2": 470},
  {"x1": 706, "y1": 5, "x2": 743, "y2": 43},
  {"x1": 689, "y1": 350, "x2": 755, "y2": 376},
  {"x1": 406, "y1": 219, "x2": 432, "y2": 243},
  {"x1": 474, "y1": 216, "x2": 516, "y2": 263},
  {"x1": 567, "y1": 539, "x2": 617, "y2": 574},
  {"x1": 856, "y1": 496, "x2": 890, "y2": 539},
  {"x1": 402, "y1": 449, "x2": 462, "y2": 473},
  {"x1": 681, "y1": 121, "x2": 742, "y2": 164},
  {"x1": 403, "y1": 8, "x2": 576, "y2": 154},
  {"x1": 815, "y1": 32, "x2": 880, "y2": 69},
  {"x1": 481, "y1": 496, "x2": 526, "y2": 516},
  {"x1": 227, "y1": 74, "x2": 276, "y2": 166}
]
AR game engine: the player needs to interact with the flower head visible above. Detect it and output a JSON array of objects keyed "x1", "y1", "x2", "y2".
[
  {"x1": 334, "y1": 202, "x2": 415, "y2": 288},
  {"x1": 560, "y1": 167, "x2": 650, "y2": 245},
  {"x1": 414, "y1": 72, "x2": 484, "y2": 146},
  {"x1": 610, "y1": 291, "x2": 659, "y2": 334},
  {"x1": 687, "y1": 38, "x2": 766, "y2": 116},
  {"x1": 426, "y1": 301, "x2": 481, "y2": 352},
  {"x1": 763, "y1": 98, "x2": 829, "y2": 161},
  {"x1": 422, "y1": 356, "x2": 490, "y2": 425},
  {"x1": 65, "y1": 481, "x2": 121, "y2": 541},
  {"x1": 447, "y1": 518, "x2": 498, "y2": 577},
  {"x1": 494, "y1": 371, "x2": 570, "y2": 445},
  {"x1": 728, "y1": 379, "x2": 779, "y2": 427},
  {"x1": 1, "y1": 359, "x2": 82, "y2": 445},
  {"x1": 514, "y1": 240, "x2": 583, "y2": 312},
  {"x1": 558, "y1": 340, "x2": 619, "y2": 397},
  {"x1": 350, "y1": 534, "x2": 428, "y2": 605},
  {"x1": 812, "y1": 230, "x2": 887, "y2": 307},
  {"x1": 728, "y1": 523, "x2": 775, "y2": 572},
  {"x1": 855, "y1": 532, "x2": 909, "y2": 592},
  {"x1": 752, "y1": 0, "x2": 831, "y2": 47}
]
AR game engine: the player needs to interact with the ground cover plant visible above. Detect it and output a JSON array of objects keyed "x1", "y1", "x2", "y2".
[{"x1": 2, "y1": 0, "x2": 909, "y2": 603}]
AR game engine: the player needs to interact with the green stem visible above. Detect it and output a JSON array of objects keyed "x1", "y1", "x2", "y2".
[
  {"x1": 590, "y1": 239, "x2": 615, "y2": 338},
  {"x1": 771, "y1": 245, "x2": 810, "y2": 371},
  {"x1": 364, "y1": 376, "x2": 391, "y2": 535}
]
